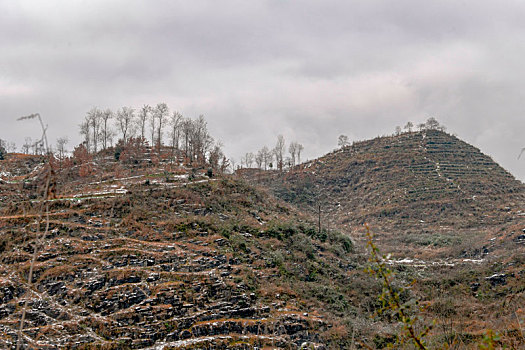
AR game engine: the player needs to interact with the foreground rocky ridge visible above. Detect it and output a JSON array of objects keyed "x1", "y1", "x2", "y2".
[{"x1": 0, "y1": 159, "x2": 355, "y2": 349}]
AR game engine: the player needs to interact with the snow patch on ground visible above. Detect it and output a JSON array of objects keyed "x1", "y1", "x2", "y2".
[{"x1": 148, "y1": 335, "x2": 283, "y2": 350}]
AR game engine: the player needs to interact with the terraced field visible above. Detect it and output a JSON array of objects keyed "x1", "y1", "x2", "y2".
[
  {"x1": 253, "y1": 130, "x2": 524, "y2": 259},
  {"x1": 0, "y1": 160, "x2": 355, "y2": 349},
  {"x1": 1, "y1": 131, "x2": 524, "y2": 348}
]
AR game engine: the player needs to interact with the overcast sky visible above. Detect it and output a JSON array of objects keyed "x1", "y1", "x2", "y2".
[{"x1": 1, "y1": 0, "x2": 524, "y2": 180}]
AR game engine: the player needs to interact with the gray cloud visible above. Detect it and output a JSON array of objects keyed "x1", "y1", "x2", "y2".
[{"x1": 1, "y1": 0, "x2": 524, "y2": 180}]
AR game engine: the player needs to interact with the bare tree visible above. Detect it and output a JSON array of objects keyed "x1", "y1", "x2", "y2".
[
  {"x1": 404, "y1": 121, "x2": 413, "y2": 132},
  {"x1": 395, "y1": 126, "x2": 402, "y2": 135},
  {"x1": 177, "y1": 115, "x2": 213, "y2": 164},
  {"x1": 247, "y1": 152, "x2": 254, "y2": 167},
  {"x1": 260, "y1": 146, "x2": 273, "y2": 170},
  {"x1": 426, "y1": 117, "x2": 440, "y2": 130},
  {"x1": 100, "y1": 108, "x2": 113, "y2": 150},
  {"x1": 274, "y1": 134, "x2": 285, "y2": 171},
  {"x1": 181, "y1": 118, "x2": 193, "y2": 160},
  {"x1": 149, "y1": 107, "x2": 156, "y2": 148},
  {"x1": 116, "y1": 106, "x2": 135, "y2": 143},
  {"x1": 0, "y1": 140, "x2": 15, "y2": 154},
  {"x1": 31, "y1": 140, "x2": 40, "y2": 155},
  {"x1": 297, "y1": 143, "x2": 304, "y2": 164},
  {"x1": 170, "y1": 111, "x2": 183, "y2": 161},
  {"x1": 79, "y1": 119, "x2": 90, "y2": 152},
  {"x1": 255, "y1": 150, "x2": 264, "y2": 169},
  {"x1": 22, "y1": 137, "x2": 32, "y2": 154},
  {"x1": 138, "y1": 104, "x2": 151, "y2": 144},
  {"x1": 338, "y1": 135, "x2": 350, "y2": 148},
  {"x1": 242, "y1": 152, "x2": 255, "y2": 168},
  {"x1": 417, "y1": 123, "x2": 426, "y2": 131},
  {"x1": 208, "y1": 141, "x2": 229, "y2": 173},
  {"x1": 154, "y1": 103, "x2": 169, "y2": 149},
  {"x1": 56, "y1": 137, "x2": 69, "y2": 160},
  {"x1": 86, "y1": 107, "x2": 102, "y2": 153},
  {"x1": 289, "y1": 142, "x2": 298, "y2": 166},
  {"x1": 192, "y1": 115, "x2": 213, "y2": 163},
  {"x1": 4, "y1": 141, "x2": 16, "y2": 153}
]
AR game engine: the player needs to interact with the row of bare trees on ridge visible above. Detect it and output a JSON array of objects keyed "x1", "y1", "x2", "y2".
[
  {"x1": 238, "y1": 135, "x2": 304, "y2": 172},
  {"x1": 76, "y1": 103, "x2": 231, "y2": 170}
]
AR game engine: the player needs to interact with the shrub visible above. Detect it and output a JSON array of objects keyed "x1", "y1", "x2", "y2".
[{"x1": 264, "y1": 221, "x2": 299, "y2": 240}]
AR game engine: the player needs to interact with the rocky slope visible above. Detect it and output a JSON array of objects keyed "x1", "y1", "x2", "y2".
[
  {"x1": 0, "y1": 157, "x2": 357, "y2": 349},
  {"x1": 1, "y1": 133, "x2": 524, "y2": 349}
]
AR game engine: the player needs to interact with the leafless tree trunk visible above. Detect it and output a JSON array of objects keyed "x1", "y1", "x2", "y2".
[
  {"x1": 208, "y1": 141, "x2": 226, "y2": 171},
  {"x1": 139, "y1": 104, "x2": 151, "y2": 145},
  {"x1": 260, "y1": 146, "x2": 272, "y2": 170},
  {"x1": 255, "y1": 150, "x2": 263, "y2": 169},
  {"x1": 4, "y1": 141, "x2": 16, "y2": 153},
  {"x1": 56, "y1": 137, "x2": 68, "y2": 160},
  {"x1": 22, "y1": 137, "x2": 32, "y2": 154},
  {"x1": 100, "y1": 108, "x2": 113, "y2": 150},
  {"x1": 289, "y1": 142, "x2": 298, "y2": 166},
  {"x1": 297, "y1": 143, "x2": 304, "y2": 164},
  {"x1": 242, "y1": 152, "x2": 254, "y2": 168},
  {"x1": 182, "y1": 118, "x2": 193, "y2": 160},
  {"x1": 116, "y1": 106, "x2": 135, "y2": 144},
  {"x1": 87, "y1": 107, "x2": 102, "y2": 153},
  {"x1": 154, "y1": 103, "x2": 169, "y2": 150},
  {"x1": 170, "y1": 111, "x2": 183, "y2": 162},
  {"x1": 274, "y1": 135, "x2": 285, "y2": 171},
  {"x1": 193, "y1": 115, "x2": 213, "y2": 164},
  {"x1": 149, "y1": 109, "x2": 156, "y2": 149},
  {"x1": 79, "y1": 119, "x2": 90, "y2": 152}
]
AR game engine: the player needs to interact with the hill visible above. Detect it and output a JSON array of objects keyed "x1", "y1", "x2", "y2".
[
  {"x1": 0, "y1": 155, "x2": 359, "y2": 349},
  {"x1": 0, "y1": 134, "x2": 524, "y2": 349},
  {"x1": 249, "y1": 130, "x2": 524, "y2": 260}
]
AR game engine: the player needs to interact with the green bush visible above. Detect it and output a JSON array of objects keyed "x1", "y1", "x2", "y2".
[{"x1": 264, "y1": 221, "x2": 300, "y2": 240}]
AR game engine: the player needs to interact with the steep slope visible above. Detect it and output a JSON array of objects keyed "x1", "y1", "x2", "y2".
[
  {"x1": 237, "y1": 130, "x2": 525, "y2": 348},
  {"x1": 0, "y1": 160, "x2": 357, "y2": 349},
  {"x1": 251, "y1": 130, "x2": 524, "y2": 258}
]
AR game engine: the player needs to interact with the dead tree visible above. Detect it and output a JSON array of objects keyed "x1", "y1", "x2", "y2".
[
  {"x1": 170, "y1": 111, "x2": 183, "y2": 161},
  {"x1": 100, "y1": 108, "x2": 113, "y2": 150},
  {"x1": 154, "y1": 103, "x2": 169, "y2": 150},
  {"x1": 139, "y1": 105, "x2": 152, "y2": 146},
  {"x1": 116, "y1": 106, "x2": 135, "y2": 144},
  {"x1": 86, "y1": 107, "x2": 102, "y2": 153},
  {"x1": 274, "y1": 135, "x2": 285, "y2": 171}
]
